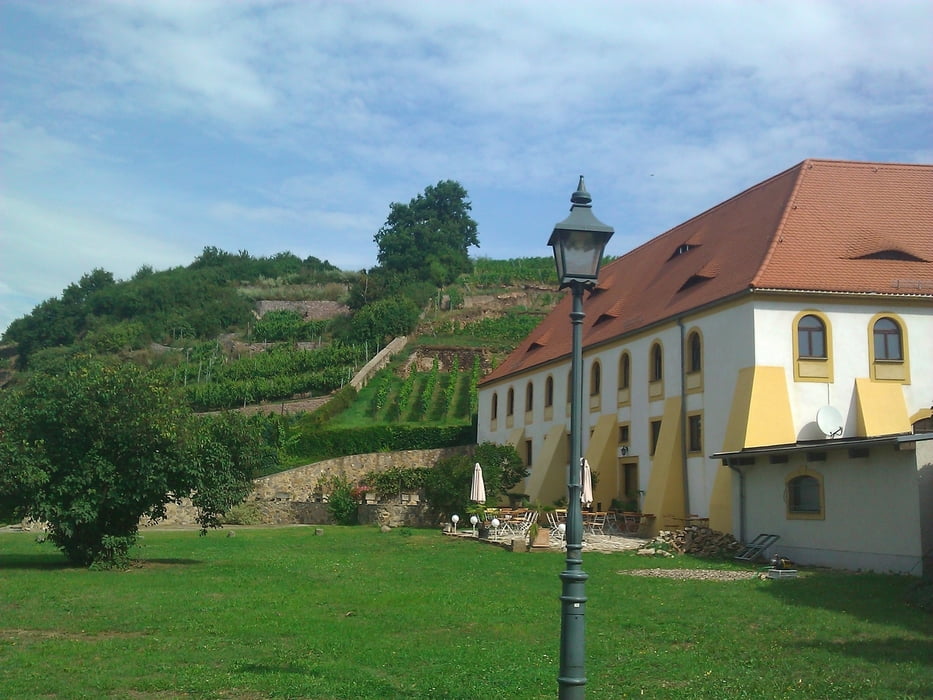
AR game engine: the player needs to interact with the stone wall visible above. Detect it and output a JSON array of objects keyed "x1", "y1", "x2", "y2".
[{"x1": 152, "y1": 446, "x2": 472, "y2": 528}]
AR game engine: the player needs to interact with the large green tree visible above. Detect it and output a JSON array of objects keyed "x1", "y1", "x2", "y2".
[
  {"x1": 0, "y1": 355, "x2": 270, "y2": 567},
  {"x1": 374, "y1": 180, "x2": 479, "y2": 288}
]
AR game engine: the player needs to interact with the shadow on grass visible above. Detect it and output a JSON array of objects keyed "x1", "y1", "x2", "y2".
[
  {"x1": 0, "y1": 553, "x2": 74, "y2": 570},
  {"x1": 789, "y1": 636, "x2": 933, "y2": 669},
  {"x1": 759, "y1": 571, "x2": 932, "y2": 637},
  {"x1": 0, "y1": 555, "x2": 203, "y2": 570}
]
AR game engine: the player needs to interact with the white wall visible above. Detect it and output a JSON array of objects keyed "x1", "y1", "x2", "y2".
[{"x1": 742, "y1": 447, "x2": 924, "y2": 574}]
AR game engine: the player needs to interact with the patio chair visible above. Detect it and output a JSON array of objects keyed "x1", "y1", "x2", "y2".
[
  {"x1": 586, "y1": 511, "x2": 607, "y2": 536},
  {"x1": 510, "y1": 510, "x2": 538, "y2": 540},
  {"x1": 546, "y1": 511, "x2": 563, "y2": 538}
]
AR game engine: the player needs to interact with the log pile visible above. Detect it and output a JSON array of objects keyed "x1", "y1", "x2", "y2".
[{"x1": 646, "y1": 526, "x2": 742, "y2": 558}]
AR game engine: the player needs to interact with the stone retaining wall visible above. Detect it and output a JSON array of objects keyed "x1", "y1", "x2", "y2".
[{"x1": 152, "y1": 446, "x2": 472, "y2": 528}]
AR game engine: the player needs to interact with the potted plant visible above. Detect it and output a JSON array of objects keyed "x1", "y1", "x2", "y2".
[{"x1": 466, "y1": 503, "x2": 489, "y2": 538}]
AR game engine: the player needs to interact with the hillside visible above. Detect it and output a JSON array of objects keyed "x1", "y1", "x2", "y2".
[{"x1": 0, "y1": 255, "x2": 563, "y2": 458}]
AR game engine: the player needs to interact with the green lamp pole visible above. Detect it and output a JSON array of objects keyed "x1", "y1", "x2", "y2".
[{"x1": 548, "y1": 176, "x2": 614, "y2": 699}]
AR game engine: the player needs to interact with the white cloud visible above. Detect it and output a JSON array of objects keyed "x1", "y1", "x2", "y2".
[{"x1": 1, "y1": 0, "x2": 930, "y2": 334}]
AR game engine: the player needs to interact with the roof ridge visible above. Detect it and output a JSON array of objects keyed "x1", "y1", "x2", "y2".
[{"x1": 750, "y1": 161, "x2": 810, "y2": 288}]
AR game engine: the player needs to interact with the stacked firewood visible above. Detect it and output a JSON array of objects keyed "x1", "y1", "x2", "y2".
[{"x1": 648, "y1": 526, "x2": 742, "y2": 558}]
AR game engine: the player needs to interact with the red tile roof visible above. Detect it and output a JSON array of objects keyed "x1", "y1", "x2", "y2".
[{"x1": 481, "y1": 159, "x2": 933, "y2": 386}]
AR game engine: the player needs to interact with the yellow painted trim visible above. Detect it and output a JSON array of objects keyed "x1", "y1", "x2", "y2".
[
  {"x1": 867, "y1": 312, "x2": 910, "y2": 383},
  {"x1": 707, "y1": 465, "x2": 733, "y2": 533},
  {"x1": 721, "y1": 366, "x2": 796, "y2": 452},
  {"x1": 854, "y1": 377, "x2": 910, "y2": 436},
  {"x1": 909, "y1": 407, "x2": 933, "y2": 425},
  {"x1": 584, "y1": 414, "x2": 620, "y2": 509},
  {"x1": 506, "y1": 427, "x2": 526, "y2": 450},
  {"x1": 641, "y1": 397, "x2": 684, "y2": 536},
  {"x1": 792, "y1": 310, "x2": 834, "y2": 383},
  {"x1": 523, "y1": 424, "x2": 570, "y2": 506}
]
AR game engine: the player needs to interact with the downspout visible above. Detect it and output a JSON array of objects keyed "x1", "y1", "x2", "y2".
[
  {"x1": 726, "y1": 460, "x2": 746, "y2": 543},
  {"x1": 678, "y1": 318, "x2": 691, "y2": 515}
]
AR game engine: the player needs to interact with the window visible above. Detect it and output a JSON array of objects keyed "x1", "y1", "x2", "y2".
[
  {"x1": 491, "y1": 393, "x2": 498, "y2": 420},
  {"x1": 873, "y1": 317, "x2": 902, "y2": 360},
  {"x1": 590, "y1": 361, "x2": 601, "y2": 396},
  {"x1": 797, "y1": 314, "x2": 826, "y2": 358},
  {"x1": 618, "y1": 424, "x2": 630, "y2": 445},
  {"x1": 787, "y1": 473, "x2": 823, "y2": 517},
  {"x1": 649, "y1": 419, "x2": 662, "y2": 456},
  {"x1": 793, "y1": 311, "x2": 833, "y2": 382},
  {"x1": 688, "y1": 332, "x2": 702, "y2": 373},
  {"x1": 506, "y1": 388, "x2": 514, "y2": 416},
  {"x1": 688, "y1": 414, "x2": 702, "y2": 453},
  {"x1": 525, "y1": 383, "x2": 534, "y2": 412},
  {"x1": 544, "y1": 376, "x2": 554, "y2": 408},
  {"x1": 619, "y1": 353, "x2": 631, "y2": 390},
  {"x1": 525, "y1": 439, "x2": 533, "y2": 467},
  {"x1": 650, "y1": 343, "x2": 663, "y2": 381},
  {"x1": 869, "y1": 313, "x2": 908, "y2": 382}
]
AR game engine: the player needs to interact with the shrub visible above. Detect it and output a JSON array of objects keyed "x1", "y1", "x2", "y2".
[{"x1": 323, "y1": 475, "x2": 359, "y2": 525}]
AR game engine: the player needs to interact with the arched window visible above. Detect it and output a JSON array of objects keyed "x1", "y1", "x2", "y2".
[
  {"x1": 506, "y1": 388, "x2": 514, "y2": 416},
  {"x1": 787, "y1": 473, "x2": 823, "y2": 517},
  {"x1": 797, "y1": 314, "x2": 826, "y2": 359},
  {"x1": 873, "y1": 317, "x2": 903, "y2": 360},
  {"x1": 619, "y1": 353, "x2": 630, "y2": 390},
  {"x1": 590, "y1": 361, "x2": 601, "y2": 397},
  {"x1": 688, "y1": 331, "x2": 702, "y2": 373},
  {"x1": 544, "y1": 376, "x2": 554, "y2": 408},
  {"x1": 491, "y1": 393, "x2": 498, "y2": 420},
  {"x1": 525, "y1": 382, "x2": 534, "y2": 412},
  {"x1": 650, "y1": 343, "x2": 663, "y2": 382}
]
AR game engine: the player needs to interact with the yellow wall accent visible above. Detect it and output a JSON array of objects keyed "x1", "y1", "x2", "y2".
[
  {"x1": 721, "y1": 366, "x2": 795, "y2": 452},
  {"x1": 707, "y1": 465, "x2": 733, "y2": 533},
  {"x1": 641, "y1": 397, "x2": 684, "y2": 536},
  {"x1": 584, "y1": 414, "x2": 621, "y2": 509},
  {"x1": 854, "y1": 378, "x2": 910, "y2": 436},
  {"x1": 523, "y1": 425, "x2": 569, "y2": 506}
]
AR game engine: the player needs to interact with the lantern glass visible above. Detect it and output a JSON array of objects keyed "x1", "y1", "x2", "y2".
[{"x1": 548, "y1": 176, "x2": 614, "y2": 288}]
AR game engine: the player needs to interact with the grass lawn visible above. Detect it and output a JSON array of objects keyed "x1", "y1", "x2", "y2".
[{"x1": 1, "y1": 526, "x2": 930, "y2": 699}]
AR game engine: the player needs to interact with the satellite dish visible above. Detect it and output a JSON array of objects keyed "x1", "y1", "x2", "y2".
[{"x1": 816, "y1": 405, "x2": 843, "y2": 438}]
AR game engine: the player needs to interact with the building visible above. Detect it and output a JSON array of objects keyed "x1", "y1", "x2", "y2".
[{"x1": 477, "y1": 159, "x2": 933, "y2": 575}]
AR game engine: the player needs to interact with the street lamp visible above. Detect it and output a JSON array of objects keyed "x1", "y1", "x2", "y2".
[{"x1": 548, "y1": 175, "x2": 613, "y2": 699}]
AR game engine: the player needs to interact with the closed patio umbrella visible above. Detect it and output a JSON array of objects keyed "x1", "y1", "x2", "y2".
[
  {"x1": 581, "y1": 459, "x2": 594, "y2": 507},
  {"x1": 470, "y1": 462, "x2": 486, "y2": 503}
]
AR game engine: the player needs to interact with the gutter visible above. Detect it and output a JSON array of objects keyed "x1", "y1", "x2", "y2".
[{"x1": 726, "y1": 460, "x2": 746, "y2": 543}]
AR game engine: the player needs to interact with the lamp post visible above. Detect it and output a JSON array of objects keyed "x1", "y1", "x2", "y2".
[{"x1": 548, "y1": 176, "x2": 614, "y2": 699}]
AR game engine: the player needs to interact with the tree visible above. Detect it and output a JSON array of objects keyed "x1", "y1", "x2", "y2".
[
  {"x1": 373, "y1": 180, "x2": 479, "y2": 288},
  {"x1": 0, "y1": 355, "x2": 268, "y2": 568},
  {"x1": 341, "y1": 297, "x2": 421, "y2": 345},
  {"x1": 423, "y1": 442, "x2": 527, "y2": 518}
]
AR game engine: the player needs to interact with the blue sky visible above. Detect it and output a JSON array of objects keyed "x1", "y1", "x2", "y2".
[{"x1": 1, "y1": 0, "x2": 931, "y2": 335}]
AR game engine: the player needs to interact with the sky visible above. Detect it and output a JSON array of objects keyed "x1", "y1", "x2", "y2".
[{"x1": 1, "y1": 0, "x2": 931, "y2": 336}]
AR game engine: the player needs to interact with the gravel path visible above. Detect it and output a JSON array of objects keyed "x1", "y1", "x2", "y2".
[{"x1": 617, "y1": 568, "x2": 758, "y2": 581}]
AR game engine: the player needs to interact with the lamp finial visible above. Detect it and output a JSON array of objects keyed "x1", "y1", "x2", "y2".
[{"x1": 571, "y1": 176, "x2": 592, "y2": 207}]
